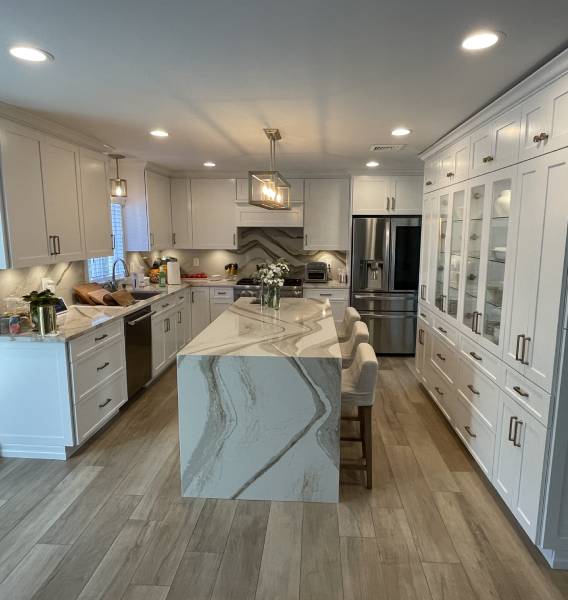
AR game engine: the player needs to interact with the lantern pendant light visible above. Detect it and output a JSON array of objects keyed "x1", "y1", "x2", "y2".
[
  {"x1": 109, "y1": 154, "x2": 128, "y2": 198},
  {"x1": 248, "y1": 128, "x2": 291, "y2": 210}
]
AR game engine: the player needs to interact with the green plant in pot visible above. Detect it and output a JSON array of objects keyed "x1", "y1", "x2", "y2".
[{"x1": 22, "y1": 290, "x2": 59, "y2": 331}]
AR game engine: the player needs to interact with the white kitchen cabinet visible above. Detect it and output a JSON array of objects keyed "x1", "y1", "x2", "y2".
[
  {"x1": 470, "y1": 107, "x2": 521, "y2": 177},
  {"x1": 493, "y1": 392, "x2": 547, "y2": 541},
  {"x1": 190, "y1": 287, "x2": 211, "y2": 337},
  {"x1": 504, "y1": 149, "x2": 568, "y2": 392},
  {"x1": 41, "y1": 137, "x2": 84, "y2": 263},
  {"x1": 79, "y1": 148, "x2": 113, "y2": 258},
  {"x1": 210, "y1": 287, "x2": 233, "y2": 321},
  {"x1": 352, "y1": 175, "x2": 422, "y2": 215},
  {"x1": 423, "y1": 156, "x2": 441, "y2": 192},
  {"x1": 415, "y1": 314, "x2": 430, "y2": 382},
  {"x1": 151, "y1": 316, "x2": 166, "y2": 375},
  {"x1": 439, "y1": 137, "x2": 470, "y2": 186},
  {"x1": 418, "y1": 193, "x2": 437, "y2": 308},
  {"x1": 519, "y1": 72, "x2": 568, "y2": 162},
  {"x1": 0, "y1": 120, "x2": 50, "y2": 268},
  {"x1": 303, "y1": 179, "x2": 349, "y2": 250},
  {"x1": 170, "y1": 178, "x2": 193, "y2": 249},
  {"x1": 304, "y1": 287, "x2": 349, "y2": 321},
  {"x1": 191, "y1": 179, "x2": 237, "y2": 249},
  {"x1": 174, "y1": 290, "x2": 191, "y2": 350},
  {"x1": 146, "y1": 171, "x2": 173, "y2": 250},
  {"x1": 390, "y1": 176, "x2": 423, "y2": 214},
  {"x1": 151, "y1": 304, "x2": 178, "y2": 376}
]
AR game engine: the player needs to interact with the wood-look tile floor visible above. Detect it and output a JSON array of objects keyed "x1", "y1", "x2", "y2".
[{"x1": 1, "y1": 357, "x2": 567, "y2": 600}]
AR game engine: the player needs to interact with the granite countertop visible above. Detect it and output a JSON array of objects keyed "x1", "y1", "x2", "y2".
[
  {"x1": 179, "y1": 297, "x2": 341, "y2": 359},
  {"x1": 303, "y1": 281, "x2": 349, "y2": 289}
]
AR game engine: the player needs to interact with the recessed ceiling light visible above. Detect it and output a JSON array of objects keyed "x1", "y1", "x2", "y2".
[
  {"x1": 462, "y1": 31, "x2": 501, "y2": 51},
  {"x1": 391, "y1": 127, "x2": 411, "y2": 137},
  {"x1": 366, "y1": 161, "x2": 380, "y2": 168},
  {"x1": 203, "y1": 161, "x2": 216, "y2": 167},
  {"x1": 9, "y1": 46, "x2": 53, "y2": 62},
  {"x1": 150, "y1": 129, "x2": 169, "y2": 138}
]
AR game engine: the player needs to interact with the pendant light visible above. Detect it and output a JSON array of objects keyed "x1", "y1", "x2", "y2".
[
  {"x1": 109, "y1": 154, "x2": 127, "y2": 198},
  {"x1": 249, "y1": 129, "x2": 291, "y2": 210}
]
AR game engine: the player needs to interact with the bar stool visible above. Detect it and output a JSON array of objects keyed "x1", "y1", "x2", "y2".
[
  {"x1": 335, "y1": 307, "x2": 361, "y2": 341},
  {"x1": 340, "y1": 343, "x2": 378, "y2": 489},
  {"x1": 340, "y1": 321, "x2": 369, "y2": 368}
]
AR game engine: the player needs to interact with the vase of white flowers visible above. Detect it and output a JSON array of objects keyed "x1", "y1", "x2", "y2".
[{"x1": 255, "y1": 259, "x2": 290, "y2": 310}]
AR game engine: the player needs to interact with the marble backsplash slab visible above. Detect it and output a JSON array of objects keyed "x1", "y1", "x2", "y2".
[{"x1": 128, "y1": 228, "x2": 347, "y2": 279}]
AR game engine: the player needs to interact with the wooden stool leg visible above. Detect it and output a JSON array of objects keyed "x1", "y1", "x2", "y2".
[
  {"x1": 361, "y1": 406, "x2": 373, "y2": 489},
  {"x1": 358, "y1": 406, "x2": 367, "y2": 459}
]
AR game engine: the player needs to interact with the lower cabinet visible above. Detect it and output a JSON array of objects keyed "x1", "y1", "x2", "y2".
[
  {"x1": 151, "y1": 305, "x2": 179, "y2": 377},
  {"x1": 304, "y1": 287, "x2": 349, "y2": 321},
  {"x1": 210, "y1": 287, "x2": 233, "y2": 321},
  {"x1": 191, "y1": 287, "x2": 211, "y2": 337},
  {"x1": 415, "y1": 315, "x2": 430, "y2": 383}
]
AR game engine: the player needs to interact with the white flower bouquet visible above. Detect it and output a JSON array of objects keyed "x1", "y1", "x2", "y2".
[{"x1": 255, "y1": 259, "x2": 290, "y2": 308}]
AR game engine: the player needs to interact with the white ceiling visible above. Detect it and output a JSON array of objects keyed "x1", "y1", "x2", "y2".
[{"x1": 1, "y1": 0, "x2": 568, "y2": 174}]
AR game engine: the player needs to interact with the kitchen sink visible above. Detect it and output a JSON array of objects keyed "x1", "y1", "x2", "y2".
[{"x1": 130, "y1": 290, "x2": 163, "y2": 300}]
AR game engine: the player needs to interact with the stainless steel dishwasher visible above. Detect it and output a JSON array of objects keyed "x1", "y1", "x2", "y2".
[{"x1": 124, "y1": 306, "x2": 154, "y2": 398}]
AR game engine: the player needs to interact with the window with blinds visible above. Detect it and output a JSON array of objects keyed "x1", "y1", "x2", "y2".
[{"x1": 87, "y1": 203, "x2": 126, "y2": 282}]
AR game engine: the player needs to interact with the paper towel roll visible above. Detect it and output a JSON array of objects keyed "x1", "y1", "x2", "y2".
[{"x1": 167, "y1": 261, "x2": 181, "y2": 285}]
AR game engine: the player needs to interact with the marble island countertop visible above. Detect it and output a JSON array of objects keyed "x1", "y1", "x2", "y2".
[{"x1": 179, "y1": 297, "x2": 341, "y2": 359}]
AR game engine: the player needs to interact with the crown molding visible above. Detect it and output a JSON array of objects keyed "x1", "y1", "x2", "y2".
[
  {"x1": 419, "y1": 47, "x2": 568, "y2": 161},
  {"x1": 0, "y1": 101, "x2": 110, "y2": 153}
]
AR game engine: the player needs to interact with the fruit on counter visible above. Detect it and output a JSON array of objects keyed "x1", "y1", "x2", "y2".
[{"x1": 182, "y1": 272, "x2": 208, "y2": 279}]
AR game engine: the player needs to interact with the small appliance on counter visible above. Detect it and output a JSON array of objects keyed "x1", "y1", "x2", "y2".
[
  {"x1": 167, "y1": 260, "x2": 181, "y2": 285},
  {"x1": 305, "y1": 262, "x2": 329, "y2": 282}
]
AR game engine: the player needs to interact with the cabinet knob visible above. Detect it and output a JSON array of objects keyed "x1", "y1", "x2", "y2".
[
  {"x1": 464, "y1": 425, "x2": 477, "y2": 438},
  {"x1": 425, "y1": 180, "x2": 432, "y2": 186},
  {"x1": 482, "y1": 155, "x2": 494, "y2": 163},
  {"x1": 446, "y1": 172, "x2": 454, "y2": 178}
]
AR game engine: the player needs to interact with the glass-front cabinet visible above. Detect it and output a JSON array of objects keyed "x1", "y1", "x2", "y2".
[
  {"x1": 459, "y1": 167, "x2": 516, "y2": 354},
  {"x1": 434, "y1": 191, "x2": 450, "y2": 312}
]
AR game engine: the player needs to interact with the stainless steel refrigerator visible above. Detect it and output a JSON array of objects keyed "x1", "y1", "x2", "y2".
[{"x1": 351, "y1": 216, "x2": 422, "y2": 354}]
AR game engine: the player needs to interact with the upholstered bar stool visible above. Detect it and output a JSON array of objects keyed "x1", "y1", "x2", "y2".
[
  {"x1": 335, "y1": 307, "x2": 361, "y2": 342},
  {"x1": 340, "y1": 321, "x2": 369, "y2": 368},
  {"x1": 340, "y1": 343, "x2": 379, "y2": 489}
]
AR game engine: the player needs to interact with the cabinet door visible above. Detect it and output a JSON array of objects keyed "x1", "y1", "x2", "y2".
[
  {"x1": 439, "y1": 149, "x2": 455, "y2": 186},
  {"x1": 79, "y1": 149, "x2": 113, "y2": 258},
  {"x1": 492, "y1": 106, "x2": 521, "y2": 170},
  {"x1": 190, "y1": 287, "x2": 211, "y2": 337},
  {"x1": 236, "y1": 178, "x2": 248, "y2": 202},
  {"x1": 175, "y1": 295, "x2": 190, "y2": 350},
  {"x1": 304, "y1": 179, "x2": 349, "y2": 250},
  {"x1": 146, "y1": 171, "x2": 172, "y2": 250},
  {"x1": 447, "y1": 185, "x2": 466, "y2": 322},
  {"x1": 519, "y1": 88, "x2": 550, "y2": 161},
  {"x1": 0, "y1": 122, "x2": 50, "y2": 267},
  {"x1": 151, "y1": 316, "x2": 166, "y2": 375},
  {"x1": 352, "y1": 176, "x2": 390, "y2": 214},
  {"x1": 210, "y1": 300, "x2": 231, "y2": 321},
  {"x1": 415, "y1": 320, "x2": 429, "y2": 381},
  {"x1": 191, "y1": 179, "x2": 237, "y2": 249},
  {"x1": 493, "y1": 393, "x2": 522, "y2": 509},
  {"x1": 164, "y1": 310, "x2": 178, "y2": 363},
  {"x1": 434, "y1": 190, "x2": 451, "y2": 313},
  {"x1": 390, "y1": 176, "x2": 422, "y2": 214},
  {"x1": 171, "y1": 178, "x2": 192, "y2": 249},
  {"x1": 452, "y1": 137, "x2": 470, "y2": 183},
  {"x1": 41, "y1": 137, "x2": 84, "y2": 263},
  {"x1": 541, "y1": 74, "x2": 568, "y2": 156},
  {"x1": 425, "y1": 194, "x2": 439, "y2": 308},
  {"x1": 470, "y1": 125, "x2": 493, "y2": 178},
  {"x1": 418, "y1": 193, "x2": 432, "y2": 305},
  {"x1": 524, "y1": 149, "x2": 568, "y2": 391},
  {"x1": 423, "y1": 157, "x2": 438, "y2": 191}
]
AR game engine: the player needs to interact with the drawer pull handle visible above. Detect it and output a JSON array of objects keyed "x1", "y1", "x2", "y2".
[
  {"x1": 420, "y1": 313, "x2": 427, "y2": 319},
  {"x1": 98, "y1": 398, "x2": 112, "y2": 408},
  {"x1": 438, "y1": 327, "x2": 448, "y2": 334},
  {"x1": 162, "y1": 303, "x2": 170, "y2": 308},
  {"x1": 482, "y1": 155, "x2": 494, "y2": 163},
  {"x1": 434, "y1": 386, "x2": 444, "y2": 397},
  {"x1": 446, "y1": 172, "x2": 454, "y2": 178},
  {"x1": 464, "y1": 425, "x2": 477, "y2": 438},
  {"x1": 425, "y1": 180, "x2": 432, "y2": 186},
  {"x1": 508, "y1": 416, "x2": 517, "y2": 441},
  {"x1": 436, "y1": 353, "x2": 446, "y2": 362},
  {"x1": 418, "y1": 329, "x2": 424, "y2": 345},
  {"x1": 513, "y1": 420, "x2": 523, "y2": 447},
  {"x1": 469, "y1": 351, "x2": 482, "y2": 361},
  {"x1": 97, "y1": 361, "x2": 110, "y2": 372},
  {"x1": 94, "y1": 334, "x2": 108, "y2": 342},
  {"x1": 515, "y1": 334, "x2": 525, "y2": 361},
  {"x1": 513, "y1": 385, "x2": 529, "y2": 398},
  {"x1": 467, "y1": 384, "x2": 480, "y2": 395},
  {"x1": 521, "y1": 336, "x2": 531, "y2": 365},
  {"x1": 320, "y1": 293, "x2": 333, "y2": 297}
]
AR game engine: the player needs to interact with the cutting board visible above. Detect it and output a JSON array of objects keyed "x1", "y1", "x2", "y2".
[
  {"x1": 88, "y1": 289, "x2": 117, "y2": 305},
  {"x1": 73, "y1": 283, "x2": 103, "y2": 305},
  {"x1": 111, "y1": 289, "x2": 135, "y2": 307}
]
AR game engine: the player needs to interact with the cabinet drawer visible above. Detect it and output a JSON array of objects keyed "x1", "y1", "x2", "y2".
[
  {"x1": 417, "y1": 306, "x2": 433, "y2": 326},
  {"x1": 430, "y1": 335, "x2": 457, "y2": 384},
  {"x1": 453, "y1": 394, "x2": 495, "y2": 477},
  {"x1": 304, "y1": 287, "x2": 349, "y2": 301},
  {"x1": 175, "y1": 290, "x2": 189, "y2": 305},
  {"x1": 69, "y1": 320, "x2": 122, "y2": 362},
  {"x1": 74, "y1": 372, "x2": 126, "y2": 444},
  {"x1": 153, "y1": 296, "x2": 176, "y2": 317},
  {"x1": 211, "y1": 287, "x2": 233, "y2": 299},
  {"x1": 459, "y1": 335, "x2": 504, "y2": 385},
  {"x1": 432, "y1": 315, "x2": 459, "y2": 347},
  {"x1": 72, "y1": 337, "x2": 125, "y2": 403},
  {"x1": 456, "y1": 358, "x2": 499, "y2": 430},
  {"x1": 424, "y1": 360, "x2": 454, "y2": 424},
  {"x1": 504, "y1": 369, "x2": 550, "y2": 426}
]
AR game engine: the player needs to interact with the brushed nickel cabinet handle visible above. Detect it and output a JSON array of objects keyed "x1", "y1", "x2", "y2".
[
  {"x1": 515, "y1": 334, "x2": 525, "y2": 361},
  {"x1": 55, "y1": 235, "x2": 61, "y2": 255},
  {"x1": 533, "y1": 134, "x2": 541, "y2": 143},
  {"x1": 521, "y1": 336, "x2": 531, "y2": 365},
  {"x1": 387, "y1": 197, "x2": 390, "y2": 210},
  {"x1": 98, "y1": 398, "x2": 112, "y2": 408},
  {"x1": 467, "y1": 384, "x2": 480, "y2": 395},
  {"x1": 539, "y1": 132, "x2": 549, "y2": 142},
  {"x1": 464, "y1": 425, "x2": 477, "y2": 438},
  {"x1": 178, "y1": 310, "x2": 182, "y2": 324},
  {"x1": 483, "y1": 155, "x2": 494, "y2": 163},
  {"x1": 436, "y1": 353, "x2": 446, "y2": 362},
  {"x1": 305, "y1": 234, "x2": 308, "y2": 245},
  {"x1": 469, "y1": 351, "x2": 482, "y2": 361},
  {"x1": 94, "y1": 334, "x2": 108, "y2": 342},
  {"x1": 48, "y1": 235, "x2": 56, "y2": 256},
  {"x1": 233, "y1": 233, "x2": 236, "y2": 245},
  {"x1": 434, "y1": 386, "x2": 444, "y2": 396},
  {"x1": 425, "y1": 180, "x2": 432, "y2": 186},
  {"x1": 508, "y1": 416, "x2": 517, "y2": 441},
  {"x1": 150, "y1": 232, "x2": 154, "y2": 247},
  {"x1": 438, "y1": 326, "x2": 448, "y2": 335},
  {"x1": 513, "y1": 420, "x2": 523, "y2": 447},
  {"x1": 513, "y1": 385, "x2": 529, "y2": 398},
  {"x1": 111, "y1": 233, "x2": 115, "y2": 249},
  {"x1": 419, "y1": 329, "x2": 424, "y2": 345},
  {"x1": 391, "y1": 197, "x2": 396, "y2": 210},
  {"x1": 446, "y1": 172, "x2": 454, "y2": 178},
  {"x1": 173, "y1": 232, "x2": 176, "y2": 245},
  {"x1": 97, "y1": 361, "x2": 110, "y2": 372}
]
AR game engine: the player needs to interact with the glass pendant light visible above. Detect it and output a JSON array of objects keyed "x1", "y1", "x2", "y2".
[
  {"x1": 109, "y1": 154, "x2": 127, "y2": 198},
  {"x1": 249, "y1": 129, "x2": 291, "y2": 210}
]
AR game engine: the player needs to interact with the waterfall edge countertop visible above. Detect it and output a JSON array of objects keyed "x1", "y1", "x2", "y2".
[{"x1": 177, "y1": 297, "x2": 342, "y2": 502}]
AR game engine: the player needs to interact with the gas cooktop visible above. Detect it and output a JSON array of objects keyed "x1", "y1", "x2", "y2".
[{"x1": 235, "y1": 278, "x2": 303, "y2": 287}]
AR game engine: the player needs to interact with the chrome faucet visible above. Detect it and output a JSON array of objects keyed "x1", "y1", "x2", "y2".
[{"x1": 108, "y1": 258, "x2": 130, "y2": 292}]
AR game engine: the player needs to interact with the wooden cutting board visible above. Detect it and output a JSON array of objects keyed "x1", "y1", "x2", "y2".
[
  {"x1": 110, "y1": 289, "x2": 135, "y2": 307},
  {"x1": 73, "y1": 283, "x2": 103, "y2": 305},
  {"x1": 88, "y1": 289, "x2": 117, "y2": 305}
]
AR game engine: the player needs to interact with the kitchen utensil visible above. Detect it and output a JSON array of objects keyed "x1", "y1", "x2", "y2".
[{"x1": 37, "y1": 305, "x2": 57, "y2": 335}]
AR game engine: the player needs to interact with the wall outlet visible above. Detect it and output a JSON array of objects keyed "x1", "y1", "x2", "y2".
[{"x1": 193, "y1": 258, "x2": 200, "y2": 267}]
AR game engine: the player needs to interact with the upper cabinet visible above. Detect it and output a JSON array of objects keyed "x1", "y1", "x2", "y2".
[
  {"x1": 191, "y1": 179, "x2": 237, "y2": 249},
  {"x1": 0, "y1": 120, "x2": 87, "y2": 268},
  {"x1": 79, "y1": 149, "x2": 113, "y2": 258},
  {"x1": 352, "y1": 175, "x2": 422, "y2": 215},
  {"x1": 146, "y1": 171, "x2": 172, "y2": 250},
  {"x1": 439, "y1": 137, "x2": 470, "y2": 186},
  {"x1": 170, "y1": 178, "x2": 193, "y2": 249},
  {"x1": 303, "y1": 179, "x2": 349, "y2": 250}
]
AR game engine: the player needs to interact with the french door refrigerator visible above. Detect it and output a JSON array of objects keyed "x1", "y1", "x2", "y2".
[{"x1": 351, "y1": 216, "x2": 421, "y2": 354}]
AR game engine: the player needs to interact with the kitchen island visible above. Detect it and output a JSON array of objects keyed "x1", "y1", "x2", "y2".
[{"x1": 177, "y1": 297, "x2": 342, "y2": 502}]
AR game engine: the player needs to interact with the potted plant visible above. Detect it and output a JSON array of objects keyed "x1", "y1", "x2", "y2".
[
  {"x1": 255, "y1": 259, "x2": 290, "y2": 309},
  {"x1": 22, "y1": 290, "x2": 59, "y2": 333}
]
